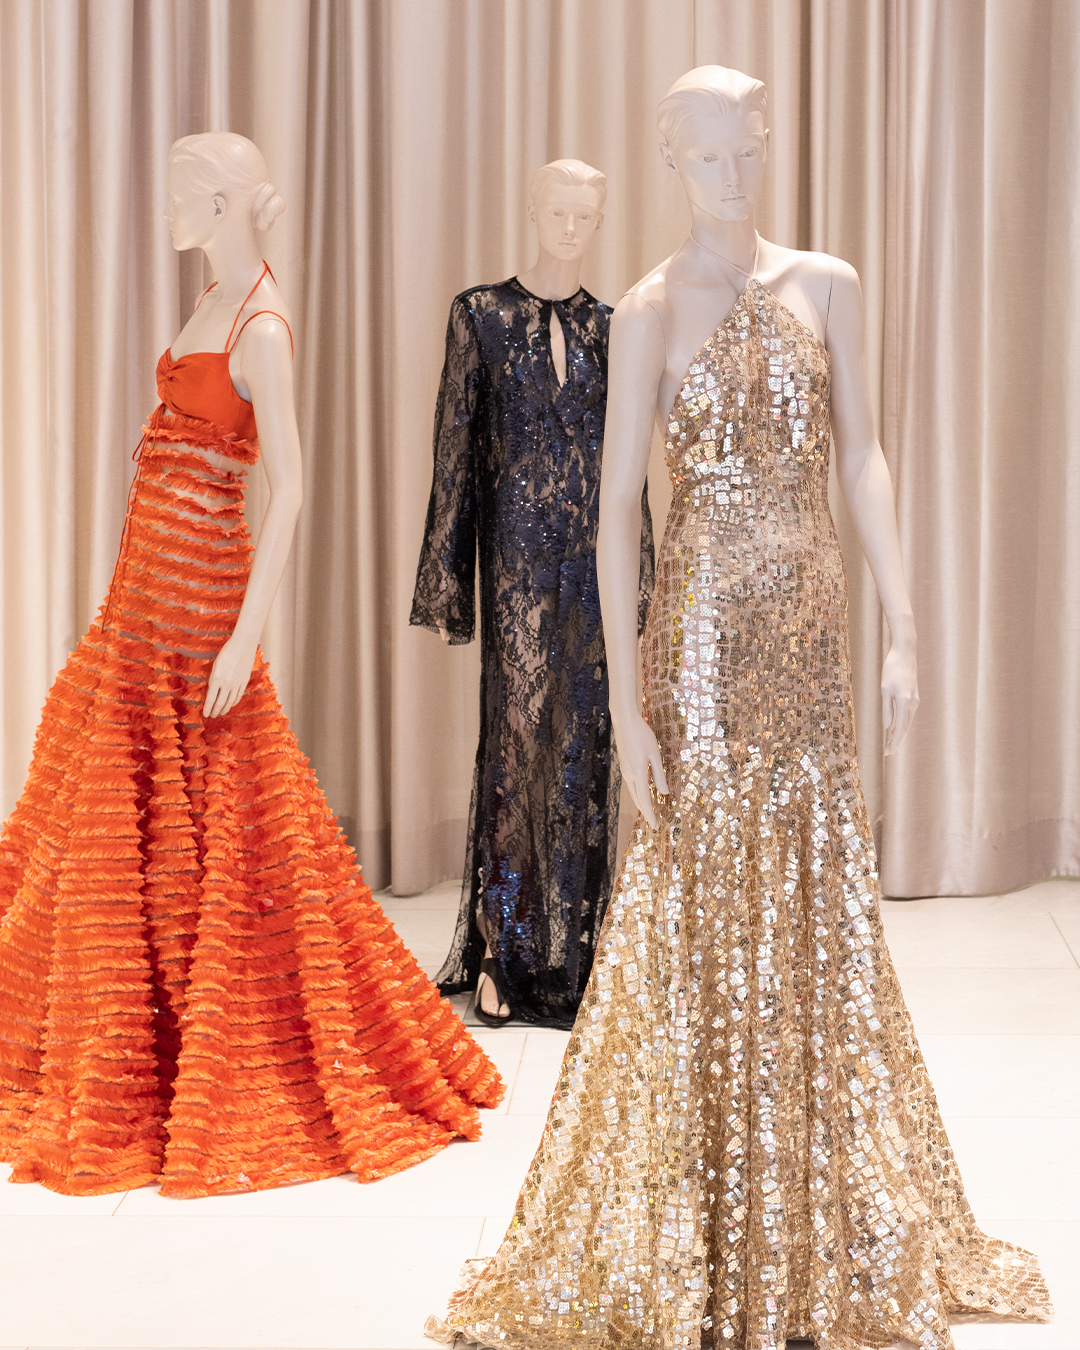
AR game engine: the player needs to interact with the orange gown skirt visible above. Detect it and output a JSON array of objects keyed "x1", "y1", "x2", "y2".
[{"x1": 0, "y1": 407, "x2": 502, "y2": 1197}]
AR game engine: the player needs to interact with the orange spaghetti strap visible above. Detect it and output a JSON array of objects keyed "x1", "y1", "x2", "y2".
[
  {"x1": 224, "y1": 261, "x2": 271, "y2": 349},
  {"x1": 228, "y1": 309, "x2": 294, "y2": 357},
  {"x1": 193, "y1": 281, "x2": 217, "y2": 312}
]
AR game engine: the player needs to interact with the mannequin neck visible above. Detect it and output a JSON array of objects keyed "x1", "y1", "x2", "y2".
[
  {"x1": 686, "y1": 204, "x2": 759, "y2": 278},
  {"x1": 517, "y1": 247, "x2": 584, "y2": 302},
  {"x1": 200, "y1": 225, "x2": 267, "y2": 304}
]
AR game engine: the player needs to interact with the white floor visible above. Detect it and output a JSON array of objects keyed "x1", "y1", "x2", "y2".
[{"x1": 1, "y1": 876, "x2": 1077, "y2": 1350}]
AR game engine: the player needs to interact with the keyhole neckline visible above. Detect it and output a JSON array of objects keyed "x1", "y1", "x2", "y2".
[{"x1": 548, "y1": 306, "x2": 568, "y2": 391}]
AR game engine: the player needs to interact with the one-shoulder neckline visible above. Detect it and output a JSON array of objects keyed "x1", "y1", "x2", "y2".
[{"x1": 666, "y1": 279, "x2": 828, "y2": 427}]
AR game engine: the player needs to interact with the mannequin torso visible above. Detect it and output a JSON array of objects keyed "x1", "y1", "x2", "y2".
[
  {"x1": 164, "y1": 148, "x2": 301, "y2": 720},
  {"x1": 599, "y1": 94, "x2": 918, "y2": 825},
  {"x1": 168, "y1": 267, "x2": 293, "y2": 405},
  {"x1": 629, "y1": 237, "x2": 834, "y2": 425}
]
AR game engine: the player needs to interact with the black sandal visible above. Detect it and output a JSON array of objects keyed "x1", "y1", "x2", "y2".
[{"x1": 474, "y1": 956, "x2": 512, "y2": 1026}]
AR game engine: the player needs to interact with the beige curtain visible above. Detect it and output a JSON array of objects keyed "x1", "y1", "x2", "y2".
[
  {"x1": 880, "y1": 0, "x2": 1080, "y2": 895},
  {"x1": 1, "y1": 0, "x2": 1076, "y2": 899}
]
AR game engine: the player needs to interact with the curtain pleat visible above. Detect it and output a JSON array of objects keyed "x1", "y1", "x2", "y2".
[
  {"x1": 1, "y1": 0, "x2": 1076, "y2": 897},
  {"x1": 881, "y1": 0, "x2": 1080, "y2": 894}
]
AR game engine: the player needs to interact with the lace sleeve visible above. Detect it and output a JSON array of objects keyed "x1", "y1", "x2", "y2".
[
  {"x1": 638, "y1": 483, "x2": 655, "y2": 636},
  {"x1": 410, "y1": 296, "x2": 482, "y2": 644}
]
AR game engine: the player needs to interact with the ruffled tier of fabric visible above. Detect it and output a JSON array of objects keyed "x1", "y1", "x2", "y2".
[
  {"x1": 0, "y1": 434, "x2": 503, "y2": 1197},
  {"x1": 429, "y1": 744, "x2": 1050, "y2": 1350}
]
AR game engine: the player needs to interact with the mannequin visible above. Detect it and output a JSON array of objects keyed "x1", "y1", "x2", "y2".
[
  {"x1": 426, "y1": 70, "x2": 1049, "y2": 1349},
  {"x1": 411, "y1": 160, "x2": 654, "y2": 1028},
  {"x1": 517, "y1": 164, "x2": 603, "y2": 384},
  {"x1": 600, "y1": 73, "x2": 917, "y2": 826},
  {"x1": 0, "y1": 132, "x2": 503, "y2": 1198},
  {"x1": 164, "y1": 137, "x2": 299, "y2": 719}
]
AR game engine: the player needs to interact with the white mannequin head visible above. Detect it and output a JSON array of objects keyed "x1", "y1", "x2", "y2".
[
  {"x1": 527, "y1": 159, "x2": 606, "y2": 264},
  {"x1": 165, "y1": 132, "x2": 285, "y2": 252},
  {"x1": 658, "y1": 66, "x2": 769, "y2": 223}
]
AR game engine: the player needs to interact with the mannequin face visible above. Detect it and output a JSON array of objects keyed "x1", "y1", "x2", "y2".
[
  {"x1": 164, "y1": 161, "x2": 226, "y2": 251},
  {"x1": 529, "y1": 183, "x2": 604, "y2": 262},
  {"x1": 664, "y1": 108, "x2": 768, "y2": 222}
]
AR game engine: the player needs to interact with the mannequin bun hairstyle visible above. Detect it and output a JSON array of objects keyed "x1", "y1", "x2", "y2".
[
  {"x1": 657, "y1": 65, "x2": 767, "y2": 150},
  {"x1": 169, "y1": 132, "x2": 285, "y2": 232}
]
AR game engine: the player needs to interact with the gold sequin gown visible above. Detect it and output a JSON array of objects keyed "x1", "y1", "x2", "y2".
[{"x1": 426, "y1": 280, "x2": 1051, "y2": 1350}]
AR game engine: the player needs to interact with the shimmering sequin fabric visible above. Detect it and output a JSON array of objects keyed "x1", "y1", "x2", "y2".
[
  {"x1": 426, "y1": 281, "x2": 1051, "y2": 1349},
  {"x1": 411, "y1": 279, "x2": 654, "y2": 1027}
]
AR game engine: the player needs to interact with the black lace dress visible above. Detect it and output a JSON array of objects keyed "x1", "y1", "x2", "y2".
[{"x1": 411, "y1": 277, "x2": 654, "y2": 1028}]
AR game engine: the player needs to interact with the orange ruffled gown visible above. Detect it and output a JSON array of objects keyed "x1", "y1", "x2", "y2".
[{"x1": 0, "y1": 293, "x2": 503, "y2": 1197}]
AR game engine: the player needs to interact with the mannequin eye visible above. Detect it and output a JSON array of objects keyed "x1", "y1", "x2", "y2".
[{"x1": 703, "y1": 153, "x2": 718, "y2": 163}]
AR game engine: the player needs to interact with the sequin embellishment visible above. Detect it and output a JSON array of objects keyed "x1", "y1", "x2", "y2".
[{"x1": 425, "y1": 280, "x2": 1052, "y2": 1350}]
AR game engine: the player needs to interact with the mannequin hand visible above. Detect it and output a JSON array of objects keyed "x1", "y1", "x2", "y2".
[
  {"x1": 881, "y1": 625, "x2": 919, "y2": 756},
  {"x1": 204, "y1": 631, "x2": 259, "y2": 719},
  {"x1": 614, "y1": 712, "x2": 669, "y2": 829}
]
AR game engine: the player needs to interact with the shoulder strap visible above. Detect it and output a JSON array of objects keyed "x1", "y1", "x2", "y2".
[
  {"x1": 224, "y1": 261, "x2": 271, "y2": 350},
  {"x1": 228, "y1": 309, "x2": 294, "y2": 357},
  {"x1": 193, "y1": 281, "x2": 218, "y2": 312}
]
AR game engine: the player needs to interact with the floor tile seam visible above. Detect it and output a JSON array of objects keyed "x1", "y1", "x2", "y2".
[
  {"x1": 1050, "y1": 913, "x2": 1080, "y2": 968},
  {"x1": 496, "y1": 1035, "x2": 528, "y2": 1110}
]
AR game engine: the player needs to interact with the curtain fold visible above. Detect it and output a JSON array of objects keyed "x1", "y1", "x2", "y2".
[
  {"x1": 1, "y1": 0, "x2": 1076, "y2": 897},
  {"x1": 881, "y1": 0, "x2": 1080, "y2": 895}
]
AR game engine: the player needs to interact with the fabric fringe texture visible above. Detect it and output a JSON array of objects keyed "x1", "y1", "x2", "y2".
[{"x1": 0, "y1": 412, "x2": 503, "y2": 1197}]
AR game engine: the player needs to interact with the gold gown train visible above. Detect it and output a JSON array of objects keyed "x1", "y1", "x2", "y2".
[{"x1": 426, "y1": 280, "x2": 1051, "y2": 1350}]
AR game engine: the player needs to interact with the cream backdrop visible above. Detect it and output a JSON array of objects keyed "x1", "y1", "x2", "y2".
[{"x1": 0, "y1": 0, "x2": 1076, "y2": 898}]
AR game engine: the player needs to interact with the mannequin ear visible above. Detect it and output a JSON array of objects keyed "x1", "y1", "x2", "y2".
[
  {"x1": 212, "y1": 194, "x2": 227, "y2": 220},
  {"x1": 659, "y1": 139, "x2": 676, "y2": 173}
]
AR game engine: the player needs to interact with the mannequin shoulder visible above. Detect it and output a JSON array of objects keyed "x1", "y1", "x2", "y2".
[
  {"x1": 612, "y1": 291, "x2": 666, "y2": 343},
  {"x1": 624, "y1": 253, "x2": 677, "y2": 309},
  {"x1": 762, "y1": 243, "x2": 860, "y2": 311},
  {"x1": 616, "y1": 257, "x2": 676, "y2": 340}
]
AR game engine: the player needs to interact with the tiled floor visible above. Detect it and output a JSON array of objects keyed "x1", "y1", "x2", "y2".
[{"x1": 1, "y1": 876, "x2": 1077, "y2": 1350}]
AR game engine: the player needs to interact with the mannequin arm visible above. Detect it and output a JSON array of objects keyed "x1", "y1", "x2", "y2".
[
  {"x1": 826, "y1": 263, "x2": 919, "y2": 754},
  {"x1": 203, "y1": 317, "x2": 302, "y2": 718},
  {"x1": 598, "y1": 294, "x2": 669, "y2": 827}
]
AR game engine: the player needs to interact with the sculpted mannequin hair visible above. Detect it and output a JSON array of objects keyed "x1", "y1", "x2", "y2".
[
  {"x1": 657, "y1": 65, "x2": 768, "y2": 150},
  {"x1": 169, "y1": 132, "x2": 286, "y2": 232},
  {"x1": 528, "y1": 158, "x2": 607, "y2": 211}
]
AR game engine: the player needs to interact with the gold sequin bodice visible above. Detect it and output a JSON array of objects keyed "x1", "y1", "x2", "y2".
[{"x1": 646, "y1": 279, "x2": 848, "y2": 788}]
